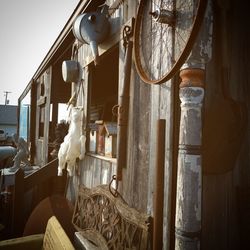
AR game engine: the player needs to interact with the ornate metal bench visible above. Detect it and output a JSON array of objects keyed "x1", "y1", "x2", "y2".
[{"x1": 72, "y1": 185, "x2": 151, "y2": 249}]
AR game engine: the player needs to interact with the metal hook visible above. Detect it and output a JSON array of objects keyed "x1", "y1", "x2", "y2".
[
  {"x1": 112, "y1": 104, "x2": 119, "y2": 117},
  {"x1": 109, "y1": 174, "x2": 119, "y2": 197}
]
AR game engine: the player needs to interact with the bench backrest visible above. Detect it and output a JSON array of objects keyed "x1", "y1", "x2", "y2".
[{"x1": 72, "y1": 185, "x2": 150, "y2": 249}]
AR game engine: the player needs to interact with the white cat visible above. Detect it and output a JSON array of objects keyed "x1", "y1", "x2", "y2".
[{"x1": 58, "y1": 105, "x2": 86, "y2": 176}]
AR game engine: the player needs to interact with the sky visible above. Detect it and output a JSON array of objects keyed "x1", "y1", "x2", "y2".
[{"x1": 0, "y1": 0, "x2": 80, "y2": 105}]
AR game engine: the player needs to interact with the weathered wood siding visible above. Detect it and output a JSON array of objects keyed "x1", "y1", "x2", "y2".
[
  {"x1": 202, "y1": 1, "x2": 250, "y2": 249},
  {"x1": 66, "y1": 1, "x2": 176, "y2": 250},
  {"x1": 64, "y1": 1, "x2": 250, "y2": 250},
  {"x1": 80, "y1": 155, "x2": 116, "y2": 187}
]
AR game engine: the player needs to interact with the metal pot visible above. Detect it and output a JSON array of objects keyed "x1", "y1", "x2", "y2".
[{"x1": 62, "y1": 60, "x2": 82, "y2": 83}]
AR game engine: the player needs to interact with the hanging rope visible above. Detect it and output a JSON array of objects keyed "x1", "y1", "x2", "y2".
[
  {"x1": 71, "y1": 41, "x2": 79, "y2": 61},
  {"x1": 108, "y1": 0, "x2": 125, "y2": 17},
  {"x1": 76, "y1": 79, "x2": 84, "y2": 101},
  {"x1": 66, "y1": 39, "x2": 84, "y2": 111}
]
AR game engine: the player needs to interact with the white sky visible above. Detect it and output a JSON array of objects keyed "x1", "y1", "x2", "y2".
[{"x1": 0, "y1": 0, "x2": 80, "y2": 105}]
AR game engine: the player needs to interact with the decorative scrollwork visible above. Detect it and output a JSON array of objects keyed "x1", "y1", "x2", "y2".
[{"x1": 72, "y1": 185, "x2": 150, "y2": 249}]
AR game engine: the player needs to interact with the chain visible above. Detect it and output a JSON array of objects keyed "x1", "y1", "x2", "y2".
[{"x1": 122, "y1": 25, "x2": 132, "y2": 51}]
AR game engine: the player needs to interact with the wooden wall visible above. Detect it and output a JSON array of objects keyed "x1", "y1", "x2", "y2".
[
  {"x1": 65, "y1": 0, "x2": 250, "y2": 249},
  {"x1": 202, "y1": 1, "x2": 250, "y2": 249},
  {"x1": 69, "y1": 1, "x2": 175, "y2": 249}
]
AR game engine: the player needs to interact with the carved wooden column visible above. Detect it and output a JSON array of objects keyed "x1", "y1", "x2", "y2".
[
  {"x1": 175, "y1": 1, "x2": 213, "y2": 249},
  {"x1": 175, "y1": 68, "x2": 205, "y2": 250}
]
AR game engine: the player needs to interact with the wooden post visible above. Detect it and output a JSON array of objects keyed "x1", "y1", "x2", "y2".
[
  {"x1": 175, "y1": 69, "x2": 205, "y2": 250},
  {"x1": 153, "y1": 119, "x2": 166, "y2": 250},
  {"x1": 174, "y1": 1, "x2": 213, "y2": 249}
]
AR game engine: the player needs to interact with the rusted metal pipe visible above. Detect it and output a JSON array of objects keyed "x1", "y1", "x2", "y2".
[
  {"x1": 116, "y1": 36, "x2": 133, "y2": 181},
  {"x1": 153, "y1": 119, "x2": 166, "y2": 250}
]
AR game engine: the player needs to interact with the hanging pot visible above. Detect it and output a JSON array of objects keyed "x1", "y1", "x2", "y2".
[{"x1": 62, "y1": 60, "x2": 82, "y2": 83}]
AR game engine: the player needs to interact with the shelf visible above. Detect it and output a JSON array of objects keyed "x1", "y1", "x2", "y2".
[{"x1": 86, "y1": 153, "x2": 117, "y2": 164}]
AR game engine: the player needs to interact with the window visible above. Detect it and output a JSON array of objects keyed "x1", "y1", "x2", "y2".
[
  {"x1": 19, "y1": 91, "x2": 31, "y2": 141},
  {"x1": 87, "y1": 46, "x2": 119, "y2": 158}
]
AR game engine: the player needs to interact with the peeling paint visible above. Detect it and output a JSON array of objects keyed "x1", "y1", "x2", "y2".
[
  {"x1": 179, "y1": 87, "x2": 204, "y2": 104},
  {"x1": 175, "y1": 153, "x2": 202, "y2": 231},
  {"x1": 175, "y1": 1, "x2": 213, "y2": 248}
]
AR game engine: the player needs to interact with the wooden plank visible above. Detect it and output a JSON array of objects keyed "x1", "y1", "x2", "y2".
[
  {"x1": 93, "y1": 159, "x2": 102, "y2": 187},
  {"x1": 23, "y1": 158, "x2": 58, "y2": 191},
  {"x1": 11, "y1": 169, "x2": 24, "y2": 237},
  {"x1": 161, "y1": 83, "x2": 175, "y2": 250},
  {"x1": 37, "y1": 96, "x2": 46, "y2": 106},
  {"x1": 153, "y1": 119, "x2": 166, "y2": 250},
  {"x1": 29, "y1": 80, "x2": 37, "y2": 164},
  {"x1": 43, "y1": 67, "x2": 52, "y2": 165},
  {"x1": 147, "y1": 84, "x2": 160, "y2": 212},
  {"x1": 43, "y1": 216, "x2": 74, "y2": 249},
  {"x1": 123, "y1": 65, "x2": 151, "y2": 210},
  {"x1": 101, "y1": 164, "x2": 111, "y2": 184},
  {"x1": 202, "y1": 172, "x2": 238, "y2": 250},
  {"x1": 35, "y1": 139, "x2": 44, "y2": 167},
  {"x1": 79, "y1": 155, "x2": 115, "y2": 188}
]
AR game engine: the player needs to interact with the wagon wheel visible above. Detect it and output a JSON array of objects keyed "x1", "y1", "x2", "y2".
[{"x1": 134, "y1": 0, "x2": 207, "y2": 84}]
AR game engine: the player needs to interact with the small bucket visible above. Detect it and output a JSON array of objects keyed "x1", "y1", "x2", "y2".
[{"x1": 62, "y1": 60, "x2": 82, "y2": 83}]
